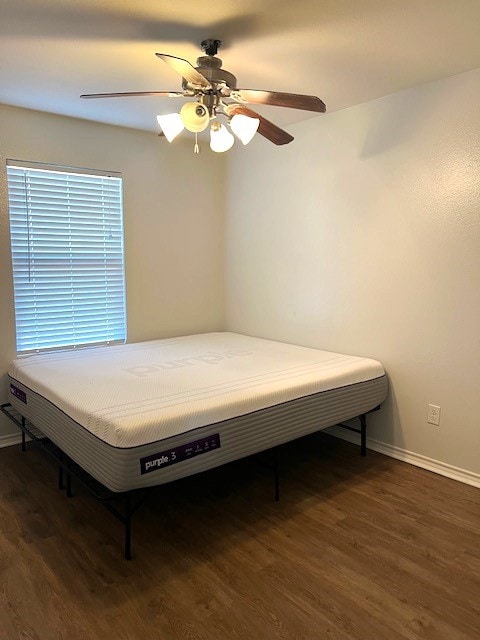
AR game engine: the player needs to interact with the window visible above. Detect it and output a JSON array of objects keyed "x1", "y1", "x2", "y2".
[{"x1": 7, "y1": 160, "x2": 126, "y2": 354}]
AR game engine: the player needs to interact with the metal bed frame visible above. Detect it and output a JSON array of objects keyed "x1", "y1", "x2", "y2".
[{"x1": 1, "y1": 401, "x2": 376, "y2": 560}]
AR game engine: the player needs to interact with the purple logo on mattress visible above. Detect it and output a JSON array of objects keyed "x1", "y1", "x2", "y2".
[
  {"x1": 124, "y1": 349, "x2": 253, "y2": 377},
  {"x1": 10, "y1": 384, "x2": 27, "y2": 404},
  {"x1": 140, "y1": 433, "x2": 221, "y2": 475}
]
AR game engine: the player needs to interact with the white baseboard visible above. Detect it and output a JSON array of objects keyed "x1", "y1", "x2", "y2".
[
  {"x1": 325, "y1": 426, "x2": 480, "y2": 489},
  {"x1": 0, "y1": 432, "x2": 24, "y2": 448}
]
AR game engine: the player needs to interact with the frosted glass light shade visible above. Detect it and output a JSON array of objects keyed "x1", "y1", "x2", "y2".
[
  {"x1": 210, "y1": 122, "x2": 234, "y2": 153},
  {"x1": 180, "y1": 102, "x2": 210, "y2": 133},
  {"x1": 230, "y1": 114, "x2": 260, "y2": 145},
  {"x1": 156, "y1": 113, "x2": 184, "y2": 142}
]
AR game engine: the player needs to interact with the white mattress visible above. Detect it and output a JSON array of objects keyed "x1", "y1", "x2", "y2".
[{"x1": 8, "y1": 332, "x2": 385, "y2": 449}]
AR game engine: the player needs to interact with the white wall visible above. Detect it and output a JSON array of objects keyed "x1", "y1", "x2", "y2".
[
  {"x1": 2, "y1": 69, "x2": 479, "y2": 479},
  {"x1": 225, "y1": 68, "x2": 480, "y2": 477},
  {"x1": 0, "y1": 104, "x2": 225, "y2": 439}
]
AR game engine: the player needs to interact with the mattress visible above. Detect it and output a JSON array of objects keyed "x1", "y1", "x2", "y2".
[{"x1": 8, "y1": 332, "x2": 388, "y2": 491}]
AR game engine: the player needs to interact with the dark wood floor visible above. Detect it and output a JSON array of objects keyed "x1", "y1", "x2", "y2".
[{"x1": 0, "y1": 433, "x2": 479, "y2": 640}]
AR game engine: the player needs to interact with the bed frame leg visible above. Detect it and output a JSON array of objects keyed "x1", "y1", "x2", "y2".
[
  {"x1": 58, "y1": 451, "x2": 65, "y2": 490},
  {"x1": 66, "y1": 458, "x2": 72, "y2": 498},
  {"x1": 124, "y1": 494, "x2": 132, "y2": 560},
  {"x1": 336, "y1": 412, "x2": 370, "y2": 457},
  {"x1": 274, "y1": 448, "x2": 280, "y2": 502},
  {"x1": 21, "y1": 418, "x2": 26, "y2": 452},
  {"x1": 360, "y1": 414, "x2": 367, "y2": 457}
]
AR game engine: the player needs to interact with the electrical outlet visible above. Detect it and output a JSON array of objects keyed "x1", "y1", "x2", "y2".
[{"x1": 427, "y1": 404, "x2": 441, "y2": 426}]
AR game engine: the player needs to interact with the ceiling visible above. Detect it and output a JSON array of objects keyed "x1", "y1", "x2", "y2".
[{"x1": 1, "y1": 0, "x2": 480, "y2": 133}]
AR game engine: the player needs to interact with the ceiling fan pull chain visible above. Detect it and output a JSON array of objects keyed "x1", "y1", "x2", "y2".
[{"x1": 194, "y1": 132, "x2": 200, "y2": 154}]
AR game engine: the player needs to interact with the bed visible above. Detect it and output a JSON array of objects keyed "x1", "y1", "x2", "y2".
[{"x1": 4, "y1": 331, "x2": 388, "y2": 557}]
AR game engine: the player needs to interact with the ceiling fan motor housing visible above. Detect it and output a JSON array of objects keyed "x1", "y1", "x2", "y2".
[{"x1": 182, "y1": 54, "x2": 237, "y2": 91}]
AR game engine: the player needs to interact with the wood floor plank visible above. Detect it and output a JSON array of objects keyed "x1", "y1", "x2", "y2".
[{"x1": 0, "y1": 433, "x2": 479, "y2": 640}]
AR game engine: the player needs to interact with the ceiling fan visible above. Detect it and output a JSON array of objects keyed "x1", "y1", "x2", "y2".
[{"x1": 81, "y1": 39, "x2": 326, "y2": 151}]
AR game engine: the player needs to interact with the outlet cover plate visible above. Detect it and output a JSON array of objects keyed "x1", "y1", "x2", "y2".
[{"x1": 427, "y1": 404, "x2": 441, "y2": 426}]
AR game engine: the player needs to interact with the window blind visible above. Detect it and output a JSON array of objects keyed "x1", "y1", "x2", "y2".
[{"x1": 7, "y1": 161, "x2": 126, "y2": 354}]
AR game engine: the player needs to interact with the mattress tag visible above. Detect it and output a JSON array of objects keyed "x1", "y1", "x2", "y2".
[
  {"x1": 10, "y1": 383, "x2": 27, "y2": 404},
  {"x1": 140, "y1": 433, "x2": 221, "y2": 475}
]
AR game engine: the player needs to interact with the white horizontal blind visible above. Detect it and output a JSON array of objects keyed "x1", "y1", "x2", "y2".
[{"x1": 7, "y1": 161, "x2": 126, "y2": 354}]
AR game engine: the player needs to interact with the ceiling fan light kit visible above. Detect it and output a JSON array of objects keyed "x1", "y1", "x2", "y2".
[
  {"x1": 81, "y1": 39, "x2": 326, "y2": 153},
  {"x1": 210, "y1": 121, "x2": 235, "y2": 153},
  {"x1": 156, "y1": 113, "x2": 184, "y2": 142},
  {"x1": 179, "y1": 102, "x2": 210, "y2": 133},
  {"x1": 230, "y1": 114, "x2": 260, "y2": 145}
]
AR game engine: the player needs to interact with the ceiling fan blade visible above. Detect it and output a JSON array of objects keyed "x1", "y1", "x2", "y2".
[
  {"x1": 225, "y1": 104, "x2": 294, "y2": 146},
  {"x1": 155, "y1": 53, "x2": 211, "y2": 90},
  {"x1": 80, "y1": 91, "x2": 185, "y2": 99},
  {"x1": 233, "y1": 89, "x2": 326, "y2": 113}
]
